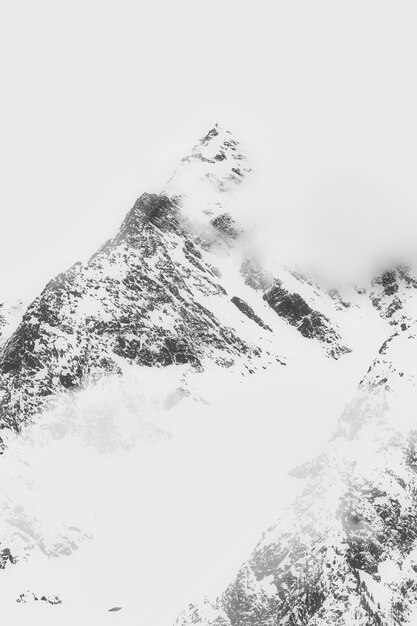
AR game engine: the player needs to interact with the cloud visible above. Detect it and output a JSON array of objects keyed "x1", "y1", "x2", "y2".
[
  {"x1": 229, "y1": 163, "x2": 417, "y2": 287},
  {"x1": 2, "y1": 1, "x2": 417, "y2": 298}
]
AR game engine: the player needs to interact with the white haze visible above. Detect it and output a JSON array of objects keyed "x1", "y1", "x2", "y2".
[
  {"x1": 2, "y1": 1, "x2": 417, "y2": 298},
  {"x1": 0, "y1": 347, "x2": 376, "y2": 626}
]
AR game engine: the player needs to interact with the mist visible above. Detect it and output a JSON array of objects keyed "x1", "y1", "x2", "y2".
[
  {"x1": 2, "y1": 1, "x2": 417, "y2": 299},
  {"x1": 0, "y1": 356, "x2": 364, "y2": 625}
]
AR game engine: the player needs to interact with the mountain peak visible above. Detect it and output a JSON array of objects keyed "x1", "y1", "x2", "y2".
[
  {"x1": 183, "y1": 123, "x2": 248, "y2": 170},
  {"x1": 197, "y1": 122, "x2": 232, "y2": 148},
  {"x1": 165, "y1": 124, "x2": 252, "y2": 225}
]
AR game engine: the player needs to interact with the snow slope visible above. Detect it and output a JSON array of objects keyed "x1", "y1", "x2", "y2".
[{"x1": 175, "y1": 289, "x2": 417, "y2": 625}]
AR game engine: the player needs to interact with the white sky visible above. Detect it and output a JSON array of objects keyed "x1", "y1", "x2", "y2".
[{"x1": 2, "y1": 0, "x2": 417, "y2": 299}]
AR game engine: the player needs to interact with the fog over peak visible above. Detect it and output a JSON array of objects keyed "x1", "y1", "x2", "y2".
[
  {"x1": 2, "y1": 0, "x2": 417, "y2": 298},
  {"x1": 230, "y1": 163, "x2": 417, "y2": 289}
]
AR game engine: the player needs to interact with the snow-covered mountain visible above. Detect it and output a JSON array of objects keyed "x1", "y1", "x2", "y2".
[
  {"x1": 2, "y1": 125, "x2": 417, "y2": 625},
  {"x1": 0, "y1": 125, "x2": 359, "y2": 437},
  {"x1": 175, "y1": 329, "x2": 417, "y2": 625},
  {"x1": 174, "y1": 269, "x2": 417, "y2": 624}
]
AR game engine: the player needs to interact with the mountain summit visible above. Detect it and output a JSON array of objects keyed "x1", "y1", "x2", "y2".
[
  {"x1": 167, "y1": 123, "x2": 252, "y2": 196},
  {"x1": 165, "y1": 124, "x2": 252, "y2": 228}
]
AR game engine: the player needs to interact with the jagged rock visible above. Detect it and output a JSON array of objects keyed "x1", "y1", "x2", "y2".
[
  {"x1": 0, "y1": 192, "x2": 279, "y2": 433},
  {"x1": 0, "y1": 547, "x2": 17, "y2": 569},
  {"x1": 263, "y1": 279, "x2": 350, "y2": 358},
  {"x1": 370, "y1": 266, "x2": 417, "y2": 325},
  {"x1": 230, "y1": 297, "x2": 272, "y2": 331},
  {"x1": 211, "y1": 213, "x2": 242, "y2": 239},
  {"x1": 16, "y1": 591, "x2": 62, "y2": 605}
]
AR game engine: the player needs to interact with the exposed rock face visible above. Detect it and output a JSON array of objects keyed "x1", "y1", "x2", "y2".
[
  {"x1": 370, "y1": 266, "x2": 417, "y2": 325},
  {"x1": 214, "y1": 434, "x2": 417, "y2": 626},
  {"x1": 0, "y1": 547, "x2": 16, "y2": 569},
  {"x1": 0, "y1": 192, "x2": 279, "y2": 433},
  {"x1": 230, "y1": 297, "x2": 272, "y2": 332},
  {"x1": 211, "y1": 213, "x2": 242, "y2": 239},
  {"x1": 167, "y1": 123, "x2": 252, "y2": 203},
  {"x1": 263, "y1": 279, "x2": 351, "y2": 358}
]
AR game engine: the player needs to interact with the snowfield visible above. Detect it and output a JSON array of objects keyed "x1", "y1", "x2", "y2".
[{"x1": 0, "y1": 347, "x2": 370, "y2": 626}]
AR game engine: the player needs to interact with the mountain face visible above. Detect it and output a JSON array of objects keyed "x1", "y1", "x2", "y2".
[
  {"x1": 0, "y1": 125, "x2": 359, "y2": 438},
  {"x1": 0, "y1": 192, "x2": 281, "y2": 433},
  {"x1": 175, "y1": 288, "x2": 417, "y2": 624},
  {"x1": 263, "y1": 275, "x2": 350, "y2": 359},
  {"x1": 177, "y1": 421, "x2": 417, "y2": 626},
  {"x1": 2, "y1": 125, "x2": 417, "y2": 624}
]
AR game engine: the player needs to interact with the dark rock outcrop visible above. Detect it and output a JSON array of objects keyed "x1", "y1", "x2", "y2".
[
  {"x1": 231, "y1": 297, "x2": 272, "y2": 332},
  {"x1": 263, "y1": 279, "x2": 350, "y2": 358}
]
